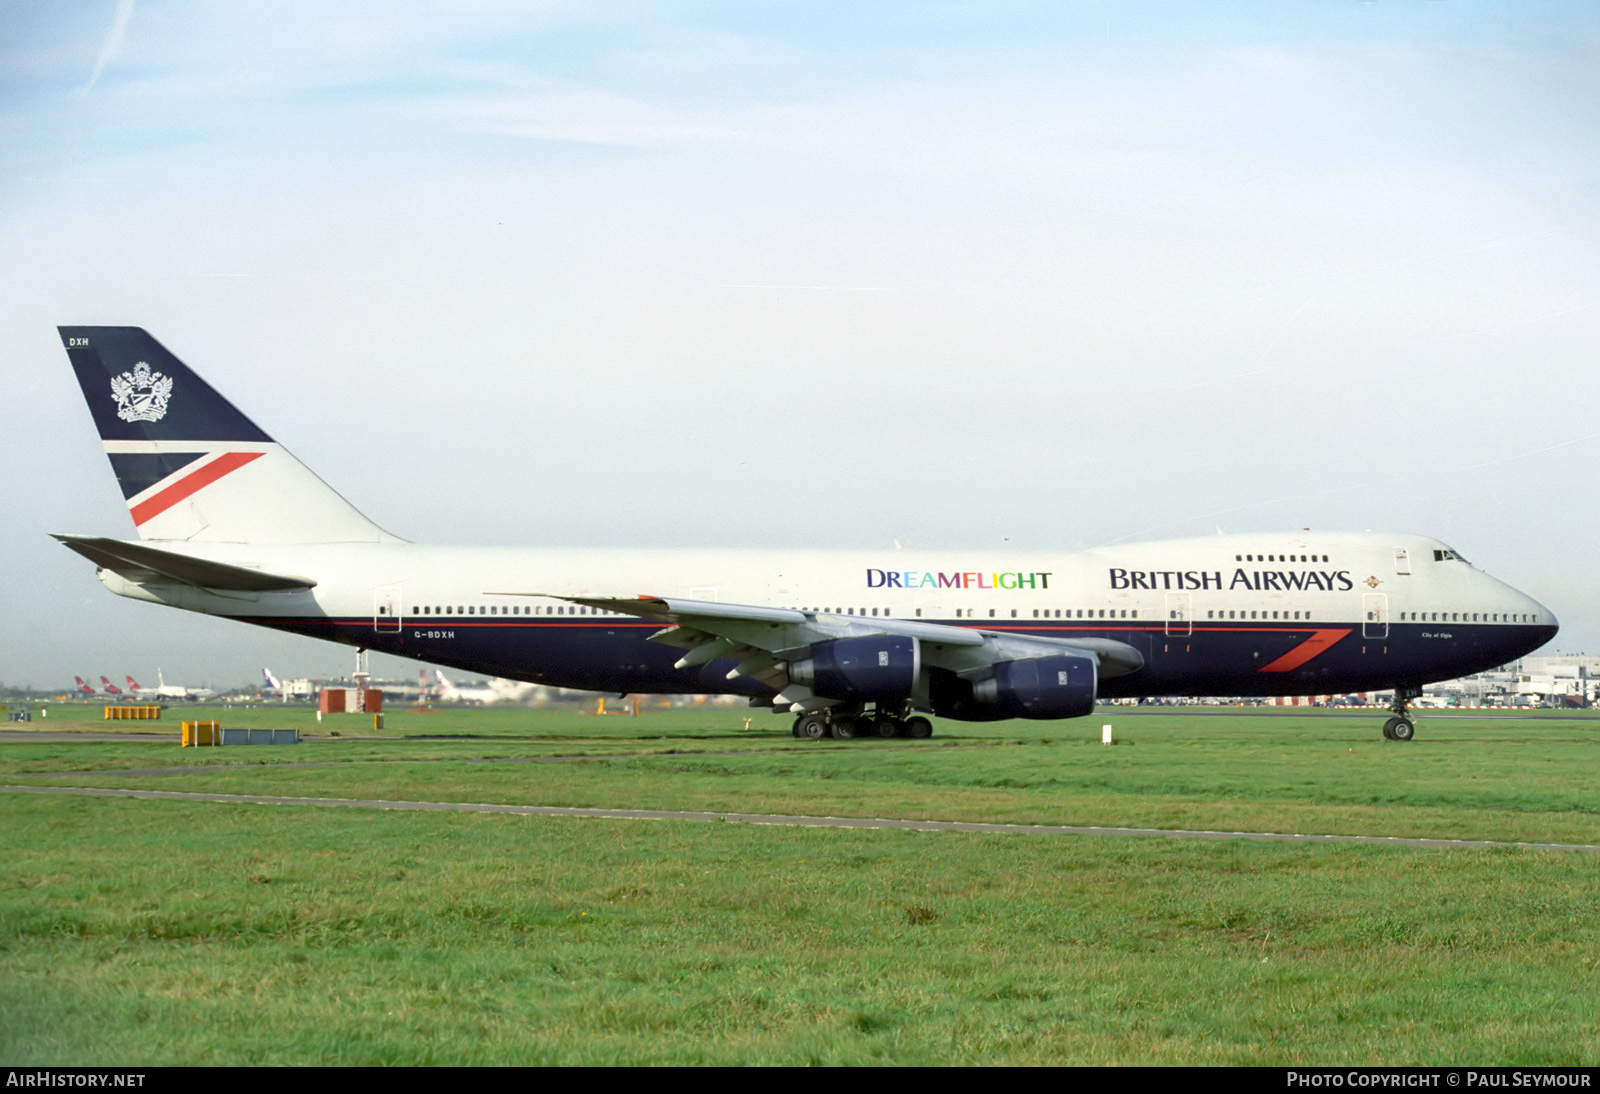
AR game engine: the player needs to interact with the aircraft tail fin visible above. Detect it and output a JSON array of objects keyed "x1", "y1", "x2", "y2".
[
  {"x1": 263, "y1": 668, "x2": 282, "y2": 691},
  {"x1": 58, "y1": 327, "x2": 401, "y2": 545}
]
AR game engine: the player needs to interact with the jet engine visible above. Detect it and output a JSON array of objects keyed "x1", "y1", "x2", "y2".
[
  {"x1": 789, "y1": 635, "x2": 920, "y2": 701},
  {"x1": 970, "y1": 653, "x2": 1097, "y2": 719}
]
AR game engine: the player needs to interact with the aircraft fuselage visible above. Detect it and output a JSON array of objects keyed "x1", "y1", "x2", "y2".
[{"x1": 92, "y1": 531, "x2": 1555, "y2": 702}]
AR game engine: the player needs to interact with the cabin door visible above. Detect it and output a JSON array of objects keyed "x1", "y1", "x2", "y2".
[
  {"x1": 1362, "y1": 593, "x2": 1389, "y2": 640},
  {"x1": 374, "y1": 586, "x2": 402, "y2": 633},
  {"x1": 1165, "y1": 592, "x2": 1193, "y2": 637}
]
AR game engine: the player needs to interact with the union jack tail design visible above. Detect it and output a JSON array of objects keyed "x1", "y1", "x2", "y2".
[{"x1": 59, "y1": 327, "x2": 399, "y2": 545}]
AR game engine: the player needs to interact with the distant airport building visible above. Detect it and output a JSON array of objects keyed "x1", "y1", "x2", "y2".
[
  {"x1": 1258, "y1": 655, "x2": 1594, "y2": 710},
  {"x1": 1419, "y1": 655, "x2": 1594, "y2": 708}
]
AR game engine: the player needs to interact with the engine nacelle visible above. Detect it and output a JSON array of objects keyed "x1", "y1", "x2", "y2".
[
  {"x1": 971, "y1": 654, "x2": 1097, "y2": 719},
  {"x1": 789, "y1": 635, "x2": 919, "y2": 701}
]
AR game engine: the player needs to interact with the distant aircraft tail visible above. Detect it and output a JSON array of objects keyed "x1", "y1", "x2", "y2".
[
  {"x1": 126, "y1": 675, "x2": 142, "y2": 691},
  {"x1": 58, "y1": 327, "x2": 400, "y2": 545},
  {"x1": 74, "y1": 675, "x2": 93, "y2": 693},
  {"x1": 263, "y1": 668, "x2": 282, "y2": 691}
]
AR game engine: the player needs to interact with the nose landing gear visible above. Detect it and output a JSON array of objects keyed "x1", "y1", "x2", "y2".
[{"x1": 1382, "y1": 688, "x2": 1420, "y2": 741}]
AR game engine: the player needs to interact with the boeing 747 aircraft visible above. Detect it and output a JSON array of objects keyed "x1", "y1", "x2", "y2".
[{"x1": 54, "y1": 327, "x2": 1558, "y2": 741}]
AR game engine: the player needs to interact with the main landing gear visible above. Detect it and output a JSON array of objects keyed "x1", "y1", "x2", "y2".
[
  {"x1": 1382, "y1": 687, "x2": 1420, "y2": 741},
  {"x1": 791, "y1": 704, "x2": 932, "y2": 741}
]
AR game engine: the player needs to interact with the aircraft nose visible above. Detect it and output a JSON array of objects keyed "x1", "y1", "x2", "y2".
[
  {"x1": 1530, "y1": 593, "x2": 1558, "y2": 633},
  {"x1": 1522, "y1": 595, "x2": 1559, "y2": 655}
]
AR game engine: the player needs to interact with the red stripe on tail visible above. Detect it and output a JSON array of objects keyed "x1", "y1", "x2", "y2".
[{"x1": 129, "y1": 451, "x2": 264, "y2": 526}]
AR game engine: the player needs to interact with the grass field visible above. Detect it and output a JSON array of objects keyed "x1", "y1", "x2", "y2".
[{"x1": 4, "y1": 702, "x2": 1600, "y2": 1064}]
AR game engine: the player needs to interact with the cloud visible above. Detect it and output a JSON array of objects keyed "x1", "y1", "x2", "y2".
[{"x1": 82, "y1": 0, "x2": 133, "y2": 93}]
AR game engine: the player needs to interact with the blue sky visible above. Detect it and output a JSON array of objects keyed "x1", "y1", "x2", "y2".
[{"x1": 3, "y1": 2, "x2": 1597, "y2": 687}]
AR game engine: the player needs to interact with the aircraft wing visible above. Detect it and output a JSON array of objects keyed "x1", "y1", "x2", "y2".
[
  {"x1": 53, "y1": 535, "x2": 316, "y2": 592},
  {"x1": 547, "y1": 593, "x2": 1145, "y2": 710}
]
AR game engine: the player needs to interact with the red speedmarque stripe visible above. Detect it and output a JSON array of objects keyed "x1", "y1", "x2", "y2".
[
  {"x1": 129, "y1": 451, "x2": 264, "y2": 526},
  {"x1": 1257, "y1": 628, "x2": 1352, "y2": 673}
]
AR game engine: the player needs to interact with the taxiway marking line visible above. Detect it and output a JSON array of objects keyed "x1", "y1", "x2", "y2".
[{"x1": 5, "y1": 783, "x2": 1599, "y2": 853}]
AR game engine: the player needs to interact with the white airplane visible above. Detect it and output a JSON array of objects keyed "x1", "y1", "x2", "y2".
[
  {"x1": 432, "y1": 670, "x2": 537, "y2": 705},
  {"x1": 54, "y1": 327, "x2": 1558, "y2": 742},
  {"x1": 126, "y1": 671, "x2": 216, "y2": 701}
]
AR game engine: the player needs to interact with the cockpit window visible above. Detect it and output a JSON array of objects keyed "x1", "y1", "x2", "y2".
[{"x1": 1433, "y1": 549, "x2": 1470, "y2": 563}]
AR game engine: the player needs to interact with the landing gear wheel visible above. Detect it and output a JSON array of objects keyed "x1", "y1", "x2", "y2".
[
  {"x1": 791, "y1": 716, "x2": 802, "y2": 738},
  {"x1": 874, "y1": 716, "x2": 902, "y2": 739},
  {"x1": 832, "y1": 717, "x2": 856, "y2": 740},
  {"x1": 1383, "y1": 688, "x2": 1420, "y2": 741},
  {"x1": 904, "y1": 716, "x2": 933, "y2": 739},
  {"x1": 796, "y1": 713, "x2": 828, "y2": 740}
]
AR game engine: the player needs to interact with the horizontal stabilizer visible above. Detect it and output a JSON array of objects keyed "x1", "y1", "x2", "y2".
[{"x1": 53, "y1": 534, "x2": 316, "y2": 591}]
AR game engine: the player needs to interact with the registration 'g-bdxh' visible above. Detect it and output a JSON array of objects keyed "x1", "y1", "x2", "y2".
[{"x1": 56, "y1": 327, "x2": 1557, "y2": 741}]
